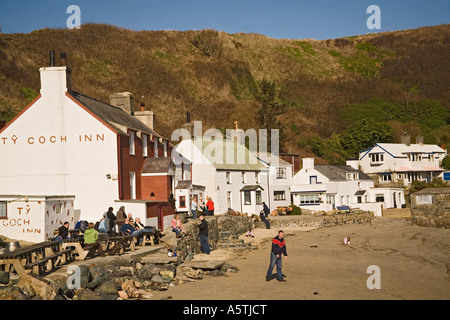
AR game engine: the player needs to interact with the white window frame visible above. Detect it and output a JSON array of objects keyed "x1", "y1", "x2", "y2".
[
  {"x1": 130, "y1": 172, "x2": 136, "y2": 199},
  {"x1": 129, "y1": 131, "x2": 135, "y2": 155}
]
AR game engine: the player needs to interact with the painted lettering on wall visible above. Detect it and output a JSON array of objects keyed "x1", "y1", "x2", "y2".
[
  {"x1": 1, "y1": 205, "x2": 41, "y2": 234},
  {"x1": 0, "y1": 133, "x2": 105, "y2": 146}
]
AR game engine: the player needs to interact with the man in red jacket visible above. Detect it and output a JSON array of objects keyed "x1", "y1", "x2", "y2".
[{"x1": 266, "y1": 230, "x2": 287, "y2": 282}]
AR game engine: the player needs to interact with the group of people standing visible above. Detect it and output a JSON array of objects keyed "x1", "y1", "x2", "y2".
[{"x1": 190, "y1": 197, "x2": 214, "y2": 219}]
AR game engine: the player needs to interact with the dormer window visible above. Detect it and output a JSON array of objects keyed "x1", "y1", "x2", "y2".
[{"x1": 370, "y1": 153, "x2": 384, "y2": 164}]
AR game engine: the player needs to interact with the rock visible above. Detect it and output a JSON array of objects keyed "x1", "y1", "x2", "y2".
[
  {"x1": 159, "y1": 270, "x2": 175, "y2": 280},
  {"x1": 118, "y1": 290, "x2": 129, "y2": 300},
  {"x1": 87, "y1": 276, "x2": 108, "y2": 290},
  {"x1": 89, "y1": 265, "x2": 109, "y2": 279},
  {"x1": 94, "y1": 280, "x2": 118, "y2": 296},
  {"x1": 0, "y1": 286, "x2": 28, "y2": 300},
  {"x1": 74, "y1": 288, "x2": 102, "y2": 300},
  {"x1": 0, "y1": 271, "x2": 10, "y2": 285},
  {"x1": 17, "y1": 274, "x2": 56, "y2": 300},
  {"x1": 139, "y1": 263, "x2": 159, "y2": 280},
  {"x1": 151, "y1": 274, "x2": 165, "y2": 284}
]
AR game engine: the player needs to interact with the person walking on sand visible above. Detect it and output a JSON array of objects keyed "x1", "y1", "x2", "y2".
[{"x1": 266, "y1": 230, "x2": 287, "y2": 282}]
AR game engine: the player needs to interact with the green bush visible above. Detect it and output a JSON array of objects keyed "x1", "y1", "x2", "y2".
[{"x1": 290, "y1": 205, "x2": 302, "y2": 215}]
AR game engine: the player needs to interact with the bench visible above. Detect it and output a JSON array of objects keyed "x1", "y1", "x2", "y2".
[{"x1": 1, "y1": 243, "x2": 73, "y2": 276}]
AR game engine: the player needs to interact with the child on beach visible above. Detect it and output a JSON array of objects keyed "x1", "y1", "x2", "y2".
[
  {"x1": 343, "y1": 236, "x2": 351, "y2": 246},
  {"x1": 246, "y1": 229, "x2": 255, "y2": 238}
]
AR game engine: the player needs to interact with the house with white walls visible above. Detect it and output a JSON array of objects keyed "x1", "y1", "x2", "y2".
[
  {"x1": 0, "y1": 56, "x2": 178, "y2": 240},
  {"x1": 173, "y1": 136, "x2": 269, "y2": 215},
  {"x1": 359, "y1": 135, "x2": 447, "y2": 188},
  {"x1": 256, "y1": 152, "x2": 293, "y2": 212},
  {"x1": 291, "y1": 158, "x2": 405, "y2": 216}
]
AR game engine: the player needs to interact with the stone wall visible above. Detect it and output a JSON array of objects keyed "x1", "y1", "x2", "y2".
[
  {"x1": 411, "y1": 193, "x2": 450, "y2": 228},
  {"x1": 175, "y1": 213, "x2": 374, "y2": 259}
]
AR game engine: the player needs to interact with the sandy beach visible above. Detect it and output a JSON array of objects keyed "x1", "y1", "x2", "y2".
[{"x1": 151, "y1": 217, "x2": 450, "y2": 300}]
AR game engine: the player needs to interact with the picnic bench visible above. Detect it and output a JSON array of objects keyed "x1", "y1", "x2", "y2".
[
  {"x1": 61, "y1": 235, "x2": 138, "y2": 261},
  {"x1": 0, "y1": 241, "x2": 73, "y2": 277}
]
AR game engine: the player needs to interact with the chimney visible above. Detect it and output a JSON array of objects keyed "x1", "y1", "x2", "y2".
[
  {"x1": 109, "y1": 92, "x2": 134, "y2": 114},
  {"x1": 39, "y1": 51, "x2": 72, "y2": 96},
  {"x1": 60, "y1": 52, "x2": 67, "y2": 66},
  {"x1": 133, "y1": 101, "x2": 155, "y2": 131},
  {"x1": 302, "y1": 158, "x2": 315, "y2": 170},
  {"x1": 346, "y1": 158, "x2": 359, "y2": 170},
  {"x1": 401, "y1": 132, "x2": 411, "y2": 146},
  {"x1": 49, "y1": 50, "x2": 55, "y2": 66},
  {"x1": 181, "y1": 112, "x2": 195, "y2": 139},
  {"x1": 415, "y1": 135, "x2": 424, "y2": 145}
]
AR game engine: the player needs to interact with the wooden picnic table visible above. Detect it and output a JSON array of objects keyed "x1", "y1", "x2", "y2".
[{"x1": 0, "y1": 241, "x2": 73, "y2": 276}]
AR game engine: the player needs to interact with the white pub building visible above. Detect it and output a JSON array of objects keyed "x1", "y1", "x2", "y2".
[{"x1": 0, "y1": 58, "x2": 176, "y2": 242}]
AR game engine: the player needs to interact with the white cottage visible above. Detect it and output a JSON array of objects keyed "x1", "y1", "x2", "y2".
[
  {"x1": 359, "y1": 135, "x2": 447, "y2": 188},
  {"x1": 256, "y1": 153, "x2": 293, "y2": 212},
  {"x1": 174, "y1": 137, "x2": 269, "y2": 215},
  {"x1": 291, "y1": 158, "x2": 405, "y2": 216}
]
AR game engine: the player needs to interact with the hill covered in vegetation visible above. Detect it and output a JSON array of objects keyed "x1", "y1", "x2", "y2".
[{"x1": 0, "y1": 23, "x2": 449, "y2": 163}]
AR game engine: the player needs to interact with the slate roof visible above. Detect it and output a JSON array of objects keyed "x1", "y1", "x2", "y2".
[
  {"x1": 71, "y1": 91, "x2": 161, "y2": 137},
  {"x1": 196, "y1": 138, "x2": 267, "y2": 171},
  {"x1": 314, "y1": 165, "x2": 372, "y2": 181},
  {"x1": 142, "y1": 157, "x2": 173, "y2": 174}
]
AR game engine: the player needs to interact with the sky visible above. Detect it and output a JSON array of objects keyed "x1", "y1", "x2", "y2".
[{"x1": 0, "y1": 0, "x2": 449, "y2": 39}]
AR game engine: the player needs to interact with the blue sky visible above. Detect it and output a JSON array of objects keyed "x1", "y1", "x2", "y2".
[{"x1": 0, "y1": 0, "x2": 449, "y2": 39}]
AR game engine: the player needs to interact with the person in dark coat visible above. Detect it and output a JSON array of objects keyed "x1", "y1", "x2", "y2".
[
  {"x1": 260, "y1": 203, "x2": 271, "y2": 229},
  {"x1": 266, "y1": 230, "x2": 287, "y2": 282},
  {"x1": 106, "y1": 207, "x2": 117, "y2": 236},
  {"x1": 197, "y1": 214, "x2": 210, "y2": 254},
  {"x1": 58, "y1": 221, "x2": 70, "y2": 240}
]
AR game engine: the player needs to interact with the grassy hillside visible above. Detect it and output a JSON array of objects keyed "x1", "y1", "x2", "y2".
[{"x1": 0, "y1": 23, "x2": 449, "y2": 163}]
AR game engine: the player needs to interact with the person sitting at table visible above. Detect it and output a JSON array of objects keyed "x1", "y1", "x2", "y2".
[
  {"x1": 120, "y1": 218, "x2": 137, "y2": 236},
  {"x1": 58, "y1": 222, "x2": 70, "y2": 240},
  {"x1": 133, "y1": 217, "x2": 155, "y2": 245},
  {"x1": 84, "y1": 222, "x2": 105, "y2": 257}
]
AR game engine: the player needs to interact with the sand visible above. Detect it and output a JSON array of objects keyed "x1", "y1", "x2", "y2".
[{"x1": 150, "y1": 217, "x2": 450, "y2": 300}]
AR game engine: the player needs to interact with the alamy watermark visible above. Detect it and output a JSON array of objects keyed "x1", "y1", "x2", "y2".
[
  {"x1": 366, "y1": 265, "x2": 381, "y2": 289},
  {"x1": 367, "y1": 5, "x2": 381, "y2": 30},
  {"x1": 66, "y1": 5, "x2": 81, "y2": 29}
]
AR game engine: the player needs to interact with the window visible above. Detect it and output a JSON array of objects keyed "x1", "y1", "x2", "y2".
[
  {"x1": 357, "y1": 196, "x2": 362, "y2": 204},
  {"x1": 241, "y1": 172, "x2": 246, "y2": 183},
  {"x1": 375, "y1": 194, "x2": 385, "y2": 202},
  {"x1": 299, "y1": 194, "x2": 320, "y2": 204},
  {"x1": 142, "y1": 134, "x2": 148, "y2": 157},
  {"x1": 179, "y1": 196, "x2": 186, "y2": 208},
  {"x1": 129, "y1": 131, "x2": 135, "y2": 155},
  {"x1": 227, "y1": 191, "x2": 232, "y2": 208},
  {"x1": 226, "y1": 172, "x2": 231, "y2": 184},
  {"x1": 154, "y1": 137, "x2": 159, "y2": 158},
  {"x1": 310, "y1": 176, "x2": 317, "y2": 184},
  {"x1": 244, "y1": 191, "x2": 251, "y2": 205},
  {"x1": 274, "y1": 191, "x2": 286, "y2": 201},
  {"x1": 0, "y1": 201, "x2": 6, "y2": 219},
  {"x1": 326, "y1": 195, "x2": 334, "y2": 204},
  {"x1": 55, "y1": 203, "x2": 62, "y2": 214},
  {"x1": 408, "y1": 153, "x2": 422, "y2": 162},
  {"x1": 416, "y1": 195, "x2": 433, "y2": 205},
  {"x1": 370, "y1": 153, "x2": 384, "y2": 163},
  {"x1": 276, "y1": 167, "x2": 287, "y2": 179},
  {"x1": 256, "y1": 191, "x2": 262, "y2": 205},
  {"x1": 255, "y1": 172, "x2": 259, "y2": 184},
  {"x1": 130, "y1": 172, "x2": 136, "y2": 199},
  {"x1": 163, "y1": 140, "x2": 168, "y2": 158},
  {"x1": 381, "y1": 174, "x2": 392, "y2": 182}
]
